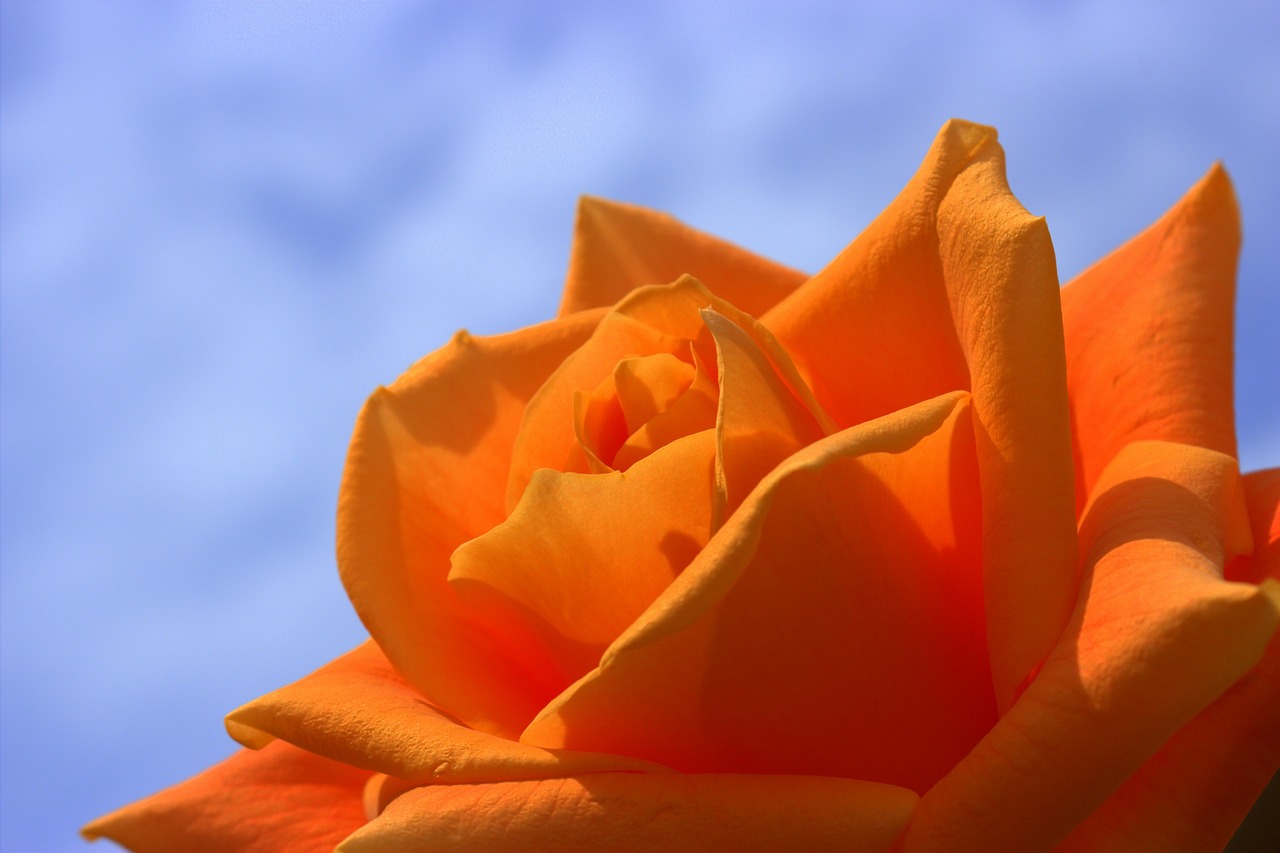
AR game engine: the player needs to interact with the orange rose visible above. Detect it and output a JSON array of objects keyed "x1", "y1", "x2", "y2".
[{"x1": 85, "y1": 120, "x2": 1279, "y2": 852}]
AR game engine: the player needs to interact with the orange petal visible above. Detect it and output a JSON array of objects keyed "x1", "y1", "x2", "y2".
[
  {"x1": 1234, "y1": 468, "x2": 1280, "y2": 585},
  {"x1": 224, "y1": 642, "x2": 667, "y2": 785},
  {"x1": 1056, "y1": 467, "x2": 1280, "y2": 852},
  {"x1": 899, "y1": 443, "x2": 1280, "y2": 853},
  {"x1": 451, "y1": 429, "x2": 717, "y2": 685},
  {"x1": 557, "y1": 195, "x2": 807, "y2": 318},
  {"x1": 508, "y1": 279, "x2": 706, "y2": 508},
  {"x1": 509, "y1": 276, "x2": 829, "y2": 509},
  {"x1": 766, "y1": 119, "x2": 1076, "y2": 711},
  {"x1": 1062, "y1": 166, "x2": 1240, "y2": 510},
  {"x1": 571, "y1": 353, "x2": 698, "y2": 470},
  {"x1": 612, "y1": 346, "x2": 719, "y2": 470},
  {"x1": 613, "y1": 352, "x2": 695, "y2": 434},
  {"x1": 571, "y1": 380, "x2": 628, "y2": 472},
  {"x1": 703, "y1": 308, "x2": 826, "y2": 522},
  {"x1": 338, "y1": 773, "x2": 917, "y2": 853},
  {"x1": 524, "y1": 393, "x2": 996, "y2": 795},
  {"x1": 936, "y1": 131, "x2": 1078, "y2": 710},
  {"x1": 337, "y1": 310, "x2": 602, "y2": 738},
  {"x1": 82, "y1": 740, "x2": 370, "y2": 853},
  {"x1": 763, "y1": 119, "x2": 976, "y2": 427}
]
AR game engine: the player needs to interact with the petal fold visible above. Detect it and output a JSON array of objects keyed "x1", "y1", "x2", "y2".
[
  {"x1": 765, "y1": 119, "x2": 1076, "y2": 710},
  {"x1": 337, "y1": 310, "x2": 602, "y2": 737},
  {"x1": 82, "y1": 741, "x2": 369, "y2": 853},
  {"x1": 557, "y1": 195, "x2": 806, "y2": 317},
  {"x1": 224, "y1": 643, "x2": 667, "y2": 786},
  {"x1": 900, "y1": 443, "x2": 1280, "y2": 852},
  {"x1": 1057, "y1": 467, "x2": 1280, "y2": 852},
  {"x1": 523, "y1": 392, "x2": 996, "y2": 795},
  {"x1": 703, "y1": 308, "x2": 827, "y2": 523},
  {"x1": 509, "y1": 276, "x2": 828, "y2": 509},
  {"x1": 338, "y1": 773, "x2": 917, "y2": 853},
  {"x1": 450, "y1": 430, "x2": 718, "y2": 685}
]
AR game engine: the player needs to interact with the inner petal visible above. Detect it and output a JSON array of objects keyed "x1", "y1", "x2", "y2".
[
  {"x1": 573, "y1": 378, "x2": 630, "y2": 471},
  {"x1": 614, "y1": 353, "x2": 696, "y2": 434},
  {"x1": 703, "y1": 308, "x2": 827, "y2": 523},
  {"x1": 523, "y1": 393, "x2": 995, "y2": 795},
  {"x1": 613, "y1": 348, "x2": 719, "y2": 471},
  {"x1": 451, "y1": 429, "x2": 718, "y2": 686}
]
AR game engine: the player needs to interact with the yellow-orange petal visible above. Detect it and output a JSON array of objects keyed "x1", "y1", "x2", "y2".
[
  {"x1": 337, "y1": 773, "x2": 917, "y2": 853},
  {"x1": 508, "y1": 279, "x2": 705, "y2": 508},
  {"x1": 82, "y1": 740, "x2": 370, "y2": 853},
  {"x1": 703, "y1": 308, "x2": 826, "y2": 523},
  {"x1": 613, "y1": 352, "x2": 695, "y2": 435},
  {"x1": 337, "y1": 309, "x2": 603, "y2": 738},
  {"x1": 557, "y1": 195, "x2": 807, "y2": 318},
  {"x1": 572, "y1": 379, "x2": 628, "y2": 472},
  {"x1": 509, "y1": 276, "x2": 829, "y2": 509},
  {"x1": 612, "y1": 346, "x2": 719, "y2": 470},
  {"x1": 1062, "y1": 165, "x2": 1240, "y2": 510},
  {"x1": 899, "y1": 443, "x2": 1280, "y2": 853},
  {"x1": 224, "y1": 642, "x2": 667, "y2": 785},
  {"x1": 451, "y1": 429, "x2": 717, "y2": 684},
  {"x1": 766, "y1": 119, "x2": 1076, "y2": 711},
  {"x1": 1055, "y1": 467, "x2": 1280, "y2": 852},
  {"x1": 523, "y1": 393, "x2": 995, "y2": 795}
]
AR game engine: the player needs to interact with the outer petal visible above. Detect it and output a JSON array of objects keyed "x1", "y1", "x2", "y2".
[
  {"x1": 337, "y1": 309, "x2": 603, "y2": 738},
  {"x1": 1057, "y1": 468, "x2": 1280, "y2": 852},
  {"x1": 557, "y1": 195, "x2": 807, "y2": 318},
  {"x1": 82, "y1": 741, "x2": 370, "y2": 853},
  {"x1": 899, "y1": 443, "x2": 1280, "y2": 852},
  {"x1": 523, "y1": 393, "x2": 996, "y2": 795},
  {"x1": 766, "y1": 119, "x2": 1076, "y2": 711},
  {"x1": 1062, "y1": 165, "x2": 1240, "y2": 509},
  {"x1": 224, "y1": 642, "x2": 666, "y2": 785},
  {"x1": 338, "y1": 773, "x2": 917, "y2": 853}
]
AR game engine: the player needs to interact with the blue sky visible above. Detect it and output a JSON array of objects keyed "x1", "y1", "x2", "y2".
[{"x1": 2, "y1": 2, "x2": 1277, "y2": 850}]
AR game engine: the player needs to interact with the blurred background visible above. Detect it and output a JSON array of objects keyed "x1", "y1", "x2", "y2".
[{"x1": 2, "y1": 2, "x2": 1277, "y2": 850}]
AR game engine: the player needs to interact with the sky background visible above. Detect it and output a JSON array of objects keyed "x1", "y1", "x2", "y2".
[{"x1": 2, "y1": 2, "x2": 1278, "y2": 850}]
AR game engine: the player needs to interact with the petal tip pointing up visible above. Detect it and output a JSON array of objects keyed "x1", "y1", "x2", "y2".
[
  {"x1": 1191, "y1": 160, "x2": 1241, "y2": 231},
  {"x1": 939, "y1": 118, "x2": 997, "y2": 158}
]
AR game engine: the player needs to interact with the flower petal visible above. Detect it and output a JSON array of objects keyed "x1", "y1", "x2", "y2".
[
  {"x1": 899, "y1": 443, "x2": 1280, "y2": 852},
  {"x1": 337, "y1": 310, "x2": 603, "y2": 738},
  {"x1": 1055, "y1": 467, "x2": 1280, "y2": 852},
  {"x1": 703, "y1": 308, "x2": 826, "y2": 523},
  {"x1": 508, "y1": 278, "x2": 711, "y2": 508},
  {"x1": 523, "y1": 392, "x2": 996, "y2": 795},
  {"x1": 1062, "y1": 165, "x2": 1240, "y2": 509},
  {"x1": 509, "y1": 276, "x2": 829, "y2": 509},
  {"x1": 557, "y1": 195, "x2": 807, "y2": 317},
  {"x1": 613, "y1": 348, "x2": 718, "y2": 470},
  {"x1": 613, "y1": 352, "x2": 695, "y2": 435},
  {"x1": 82, "y1": 741, "x2": 370, "y2": 853},
  {"x1": 224, "y1": 642, "x2": 667, "y2": 785},
  {"x1": 450, "y1": 429, "x2": 718, "y2": 685},
  {"x1": 765, "y1": 119, "x2": 1076, "y2": 711},
  {"x1": 337, "y1": 773, "x2": 917, "y2": 853}
]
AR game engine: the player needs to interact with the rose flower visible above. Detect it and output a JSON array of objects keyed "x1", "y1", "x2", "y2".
[{"x1": 85, "y1": 120, "x2": 1279, "y2": 852}]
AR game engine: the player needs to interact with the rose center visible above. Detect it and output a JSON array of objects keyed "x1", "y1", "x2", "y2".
[{"x1": 574, "y1": 348, "x2": 719, "y2": 471}]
